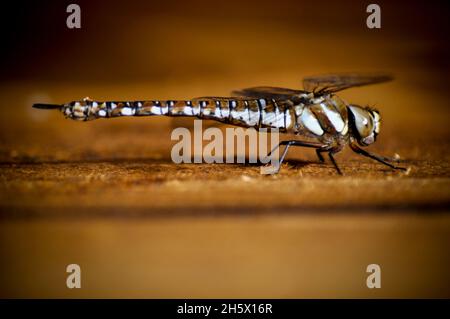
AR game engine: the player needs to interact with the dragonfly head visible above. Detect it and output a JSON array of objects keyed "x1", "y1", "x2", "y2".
[{"x1": 348, "y1": 105, "x2": 380, "y2": 146}]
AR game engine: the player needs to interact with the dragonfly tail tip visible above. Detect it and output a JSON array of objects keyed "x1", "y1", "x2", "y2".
[{"x1": 32, "y1": 103, "x2": 62, "y2": 110}]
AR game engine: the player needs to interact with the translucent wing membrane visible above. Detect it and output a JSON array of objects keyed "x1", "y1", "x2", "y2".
[
  {"x1": 231, "y1": 86, "x2": 305, "y2": 100},
  {"x1": 303, "y1": 73, "x2": 393, "y2": 95}
]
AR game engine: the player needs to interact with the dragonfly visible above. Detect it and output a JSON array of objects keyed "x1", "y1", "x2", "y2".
[{"x1": 33, "y1": 73, "x2": 406, "y2": 174}]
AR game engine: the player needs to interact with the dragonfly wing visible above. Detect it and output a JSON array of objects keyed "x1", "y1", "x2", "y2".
[
  {"x1": 231, "y1": 86, "x2": 305, "y2": 100},
  {"x1": 193, "y1": 96, "x2": 249, "y2": 100},
  {"x1": 303, "y1": 73, "x2": 393, "y2": 94}
]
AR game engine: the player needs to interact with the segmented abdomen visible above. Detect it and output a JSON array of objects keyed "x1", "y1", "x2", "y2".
[{"x1": 65, "y1": 98, "x2": 295, "y2": 132}]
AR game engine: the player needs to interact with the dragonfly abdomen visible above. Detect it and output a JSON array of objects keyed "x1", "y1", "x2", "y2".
[{"x1": 64, "y1": 98, "x2": 294, "y2": 132}]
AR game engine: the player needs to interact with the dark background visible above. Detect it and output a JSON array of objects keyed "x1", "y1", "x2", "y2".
[{"x1": 1, "y1": 0, "x2": 449, "y2": 84}]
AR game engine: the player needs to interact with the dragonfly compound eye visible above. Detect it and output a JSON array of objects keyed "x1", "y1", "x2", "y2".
[{"x1": 348, "y1": 105, "x2": 376, "y2": 145}]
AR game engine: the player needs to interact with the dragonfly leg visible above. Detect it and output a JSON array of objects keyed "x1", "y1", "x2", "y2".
[
  {"x1": 263, "y1": 141, "x2": 294, "y2": 174},
  {"x1": 328, "y1": 152, "x2": 343, "y2": 175},
  {"x1": 266, "y1": 141, "x2": 283, "y2": 159},
  {"x1": 263, "y1": 140, "x2": 325, "y2": 174},
  {"x1": 276, "y1": 143, "x2": 292, "y2": 170},
  {"x1": 316, "y1": 149, "x2": 325, "y2": 163},
  {"x1": 267, "y1": 140, "x2": 324, "y2": 159},
  {"x1": 376, "y1": 154, "x2": 401, "y2": 163},
  {"x1": 349, "y1": 143, "x2": 406, "y2": 171}
]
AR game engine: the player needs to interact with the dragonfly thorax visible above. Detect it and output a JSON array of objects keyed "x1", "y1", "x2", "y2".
[{"x1": 348, "y1": 105, "x2": 380, "y2": 146}]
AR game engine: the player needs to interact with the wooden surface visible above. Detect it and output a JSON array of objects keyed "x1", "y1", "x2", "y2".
[{"x1": 0, "y1": 1, "x2": 449, "y2": 298}]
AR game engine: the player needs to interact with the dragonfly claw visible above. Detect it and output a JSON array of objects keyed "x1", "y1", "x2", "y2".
[{"x1": 260, "y1": 164, "x2": 280, "y2": 175}]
